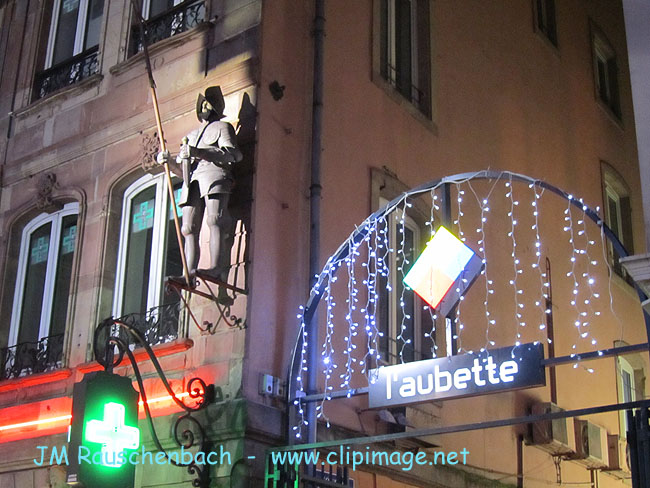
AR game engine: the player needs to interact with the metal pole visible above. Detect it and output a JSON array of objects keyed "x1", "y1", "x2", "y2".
[
  {"x1": 130, "y1": 0, "x2": 191, "y2": 286},
  {"x1": 306, "y1": 0, "x2": 325, "y2": 445}
]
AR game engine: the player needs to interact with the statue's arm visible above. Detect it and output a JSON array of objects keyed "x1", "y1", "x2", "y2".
[{"x1": 156, "y1": 151, "x2": 185, "y2": 178}]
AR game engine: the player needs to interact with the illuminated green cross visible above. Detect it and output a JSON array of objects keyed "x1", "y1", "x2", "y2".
[
  {"x1": 132, "y1": 201, "x2": 154, "y2": 231},
  {"x1": 85, "y1": 402, "x2": 140, "y2": 468}
]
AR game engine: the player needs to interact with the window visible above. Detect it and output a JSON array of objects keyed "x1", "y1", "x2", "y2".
[
  {"x1": 35, "y1": 0, "x2": 104, "y2": 99},
  {"x1": 129, "y1": 0, "x2": 206, "y2": 56},
  {"x1": 6, "y1": 203, "x2": 79, "y2": 376},
  {"x1": 378, "y1": 0, "x2": 432, "y2": 117},
  {"x1": 592, "y1": 29, "x2": 621, "y2": 118},
  {"x1": 113, "y1": 174, "x2": 182, "y2": 319},
  {"x1": 616, "y1": 354, "x2": 645, "y2": 437},
  {"x1": 45, "y1": 0, "x2": 104, "y2": 68},
  {"x1": 378, "y1": 199, "x2": 427, "y2": 364},
  {"x1": 534, "y1": 0, "x2": 557, "y2": 46},
  {"x1": 602, "y1": 164, "x2": 633, "y2": 279}
]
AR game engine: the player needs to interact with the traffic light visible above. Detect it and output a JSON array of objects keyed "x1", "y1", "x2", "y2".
[{"x1": 67, "y1": 371, "x2": 140, "y2": 488}]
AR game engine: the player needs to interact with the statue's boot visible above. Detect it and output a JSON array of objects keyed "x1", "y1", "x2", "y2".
[{"x1": 197, "y1": 267, "x2": 234, "y2": 306}]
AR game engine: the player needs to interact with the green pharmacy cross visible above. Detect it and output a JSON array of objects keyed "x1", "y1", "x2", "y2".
[{"x1": 85, "y1": 402, "x2": 140, "y2": 468}]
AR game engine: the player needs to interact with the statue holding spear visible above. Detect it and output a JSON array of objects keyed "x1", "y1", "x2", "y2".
[
  {"x1": 157, "y1": 87, "x2": 243, "y2": 281},
  {"x1": 130, "y1": 0, "x2": 242, "y2": 290}
]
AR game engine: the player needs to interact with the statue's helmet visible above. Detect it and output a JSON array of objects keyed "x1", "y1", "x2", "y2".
[{"x1": 196, "y1": 86, "x2": 226, "y2": 121}]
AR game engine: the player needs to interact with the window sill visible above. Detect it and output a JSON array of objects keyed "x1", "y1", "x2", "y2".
[
  {"x1": 77, "y1": 337, "x2": 194, "y2": 374},
  {"x1": 0, "y1": 338, "x2": 192, "y2": 394},
  {"x1": 371, "y1": 72, "x2": 438, "y2": 135},
  {"x1": 596, "y1": 99, "x2": 624, "y2": 130},
  {"x1": 14, "y1": 73, "x2": 103, "y2": 121},
  {"x1": 0, "y1": 368, "x2": 72, "y2": 393},
  {"x1": 534, "y1": 29, "x2": 560, "y2": 55}
]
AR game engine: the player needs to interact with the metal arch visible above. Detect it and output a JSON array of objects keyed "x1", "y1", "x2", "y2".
[
  {"x1": 301, "y1": 170, "x2": 647, "y2": 326},
  {"x1": 289, "y1": 169, "x2": 650, "y2": 440}
]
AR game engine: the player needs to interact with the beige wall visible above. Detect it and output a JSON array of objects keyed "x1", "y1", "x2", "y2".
[{"x1": 253, "y1": 0, "x2": 648, "y2": 486}]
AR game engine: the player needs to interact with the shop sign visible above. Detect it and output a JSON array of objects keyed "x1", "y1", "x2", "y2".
[{"x1": 369, "y1": 343, "x2": 545, "y2": 408}]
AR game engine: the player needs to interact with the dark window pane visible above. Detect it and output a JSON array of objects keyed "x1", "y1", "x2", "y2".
[
  {"x1": 380, "y1": 0, "x2": 389, "y2": 80},
  {"x1": 149, "y1": 0, "x2": 175, "y2": 18},
  {"x1": 622, "y1": 370, "x2": 632, "y2": 403},
  {"x1": 546, "y1": 0, "x2": 557, "y2": 44},
  {"x1": 162, "y1": 183, "x2": 183, "y2": 306},
  {"x1": 395, "y1": 0, "x2": 412, "y2": 99},
  {"x1": 122, "y1": 186, "x2": 156, "y2": 315},
  {"x1": 597, "y1": 58, "x2": 609, "y2": 102},
  {"x1": 18, "y1": 223, "x2": 52, "y2": 344},
  {"x1": 53, "y1": 0, "x2": 80, "y2": 65},
  {"x1": 607, "y1": 58, "x2": 620, "y2": 116},
  {"x1": 84, "y1": 0, "x2": 104, "y2": 50},
  {"x1": 536, "y1": 0, "x2": 546, "y2": 31},
  {"x1": 50, "y1": 216, "x2": 77, "y2": 337}
]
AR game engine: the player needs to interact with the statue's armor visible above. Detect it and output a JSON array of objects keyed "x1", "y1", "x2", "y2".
[{"x1": 179, "y1": 120, "x2": 239, "y2": 206}]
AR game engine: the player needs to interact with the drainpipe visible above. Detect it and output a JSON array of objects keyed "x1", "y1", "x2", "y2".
[{"x1": 306, "y1": 0, "x2": 325, "y2": 445}]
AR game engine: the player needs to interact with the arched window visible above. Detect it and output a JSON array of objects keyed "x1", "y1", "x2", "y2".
[
  {"x1": 5, "y1": 202, "x2": 79, "y2": 378},
  {"x1": 113, "y1": 174, "x2": 182, "y2": 319}
]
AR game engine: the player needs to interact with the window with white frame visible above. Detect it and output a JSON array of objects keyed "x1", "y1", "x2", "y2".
[
  {"x1": 34, "y1": 0, "x2": 104, "y2": 99},
  {"x1": 602, "y1": 164, "x2": 633, "y2": 279},
  {"x1": 378, "y1": 199, "x2": 426, "y2": 364},
  {"x1": 378, "y1": 0, "x2": 432, "y2": 118},
  {"x1": 592, "y1": 29, "x2": 621, "y2": 119},
  {"x1": 113, "y1": 174, "x2": 183, "y2": 318},
  {"x1": 9, "y1": 203, "x2": 79, "y2": 351},
  {"x1": 617, "y1": 355, "x2": 645, "y2": 437},
  {"x1": 45, "y1": 0, "x2": 105, "y2": 68},
  {"x1": 534, "y1": 0, "x2": 557, "y2": 46}
]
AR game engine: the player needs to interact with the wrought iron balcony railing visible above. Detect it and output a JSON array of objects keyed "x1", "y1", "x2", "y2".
[
  {"x1": 104, "y1": 302, "x2": 181, "y2": 355},
  {"x1": 1, "y1": 333, "x2": 64, "y2": 381},
  {"x1": 129, "y1": 0, "x2": 206, "y2": 56},
  {"x1": 33, "y1": 47, "x2": 100, "y2": 100},
  {"x1": 382, "y1": 63, "x2": 429, "y2": 117}
]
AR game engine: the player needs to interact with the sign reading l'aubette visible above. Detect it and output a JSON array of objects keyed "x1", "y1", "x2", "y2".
[{"x1": 369, "y1": 343, "x2": 545, "y2": 408}]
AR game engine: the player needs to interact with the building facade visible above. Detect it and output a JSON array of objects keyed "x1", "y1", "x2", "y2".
[{"x1": 0, "y1": 0, "x2": 648, "y2": 487}]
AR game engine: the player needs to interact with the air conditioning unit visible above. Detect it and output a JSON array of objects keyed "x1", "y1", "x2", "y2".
[
  {"x1": 573, "y1": 419, "x2": 609, "y2": 468},
  {"x1": 530, "y1": 402, "x2": 576, "y2": 455},
  {"x1": 604, "y1": 434, "x2": 632, "y2": 479}
]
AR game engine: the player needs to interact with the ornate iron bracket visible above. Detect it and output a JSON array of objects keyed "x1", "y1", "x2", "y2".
[{"x1": 94, "y1": 318, "x2": 214, "y2": 488}]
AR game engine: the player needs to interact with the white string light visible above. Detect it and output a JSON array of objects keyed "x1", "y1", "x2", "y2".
[
  {"x1": 292, "y1": 173, "x2": 630, "y2": 435},
  {"x1": 453, "y1": 184, "x2": 467, "y2": 352},
  {"x1": 506, "y1": 177, "x2": 525, "y2": 347},
  {"x1": 529, "y1": 182, "x2": 550, "y2": 345},
  {"x1": 423, "y1": 189, "x2": 439, "y2": 357},
  {"x1": 396, "y1": 199, "x2": 414, "y2": 363}
]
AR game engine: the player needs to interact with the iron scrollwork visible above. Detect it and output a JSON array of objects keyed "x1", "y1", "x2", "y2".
[
  {"x1": 129, "y1": 0, "x2": 207, "y2": 56},
  {"x1": 1, "y1": 333, "x2": 64, "y2": 381},
  {"x1": 94, "y1": 318, "x2": 214, "y2": 488},
  {"x1": 113, "y1": 302, "x2": 181, "y2": 348},
  {"x1": 33, "y1": 47, "x2": 100, "y2": 100}
]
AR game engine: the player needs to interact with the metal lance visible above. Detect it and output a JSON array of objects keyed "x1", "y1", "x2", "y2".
[{"x1": 130, "y1": 0, "x2": 191, "y2": 286}]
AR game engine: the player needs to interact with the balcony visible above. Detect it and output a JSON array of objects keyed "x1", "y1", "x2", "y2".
[
  {"x1": 95, "y1": 302, "x2": 181, "y2": 363},
  {"x1": 1, "y1": 334, "x2": 64, "y2": 381},
  {"x1": 129, "y1": 0, "x2": 206, "y2": 56},
  {"x1": 33, "y1": 47, "x2": 100, "y2": 100}
]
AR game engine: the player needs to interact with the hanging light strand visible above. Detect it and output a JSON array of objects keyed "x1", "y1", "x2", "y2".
[
  {"x1": 396, "y1": 199, "x2": 414, "y2": 363},
  {"x1": 453, "y1": 184, "x2": 467, "y2": 352},
  {"x1": 529, "y1": 183, "x2": 550, "y2": 344},
  {"x1": 424, "y1": 189, "x2": 439, "y2": 356},
  {"x1": 506, "y1": 177, "x2": 525, "y2": 347}
]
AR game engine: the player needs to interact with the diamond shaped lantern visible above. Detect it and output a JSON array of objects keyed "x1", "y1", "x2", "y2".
[{"x1": 403, "y1": 226, "x2": 483, "y2": 317}]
